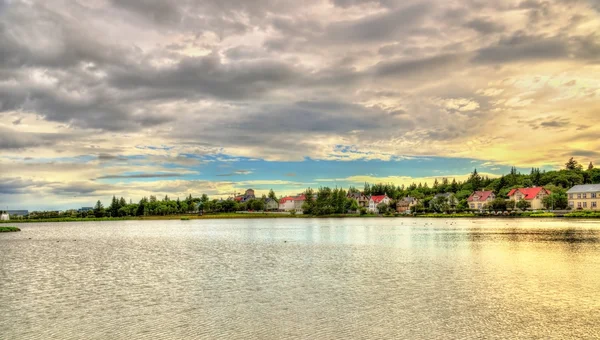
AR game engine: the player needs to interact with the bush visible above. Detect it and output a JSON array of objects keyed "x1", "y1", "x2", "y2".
[{"x1": 0, "y1": 226, "x2": 21, "y2": 232}]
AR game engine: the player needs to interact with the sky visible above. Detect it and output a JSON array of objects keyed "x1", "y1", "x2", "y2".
[{"x1": 1, "y1": 0, "x2": 600, "y2": 210}]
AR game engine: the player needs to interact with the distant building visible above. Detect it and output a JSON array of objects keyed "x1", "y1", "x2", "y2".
[
  {"x1": 265, "y1": 198, "x2": 279, "y2": 211},
  {"x1": 0, "y1": 212, "x2": 9, "y2": 221},
  {"x1": 234, "y1": 188, "x2": 256, "y2": 203},
  {"x1": 567, "y1": 184, "x2": 600, "y2": 210},
  {"x1": 467, "y1": 191, "x2": 495, "y2": 210},
  {"x1": 6, "y1": 210, "x2": 29, "y2": 216},
  {"x1": 508, "y1": 187, "x2": 550, "y2": 210},
  {"x1": 368, "y1": 194, "x2": 390, "y2": 213},
  {"x1": 278, "y1": 194, "x2": 306, "y2": 212},
  {"x1": 396, "y1": 197, "x2": 419, "y2": 214},
  {"x1": 433, "y1": 193, "x2": 458, "y2": 209},
  {"x1": 347, "y1": 192, "x2": 369, "y2": 208}
]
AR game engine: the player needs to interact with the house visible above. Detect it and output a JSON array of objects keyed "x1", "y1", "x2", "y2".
[
  {"x1": 567, "y1": 184, "x2": 600, "y2": 210},
  {"x1": 278, "y1": 194, "x2": 306, "y2": 212},
  {"x1": 347, "y1": 192, "x2": 369, "y2": 208},
  {"x1": 396, "y1": 197, "x2": 419, "y2": 213},
  {"x1": 0, "y1": 212, "x2": 9, "y2": 221},
  {"x1": 467, "y1": 191, "x2": 495, "y2": 210},
  {"x1": 234, "y1": 188, "x2": 256, "y2": 203},
  {"x1": 433, "y1": 193, "x2": 458, "y2": 208},
  {"x1": 507, "y1": 187, "x2": 551, "y2": 210},
  {"x1": 265, "y1": 198, "x2": 279, "y2": 211},
  {"x1": 368, "y1": 194, "x2": 391, "y2": 213},
  {"x1": 6, "y1": 210, "x2": 29, "y2": 216}
]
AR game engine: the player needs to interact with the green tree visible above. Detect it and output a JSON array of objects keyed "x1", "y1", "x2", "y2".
[
  {"x1": 93, "y1": 200, "x2": 105, "y2": 218},
  {"x1": 542, "y1": 188, "x2": 568, "y2": 210},
  {"x1": 488, "y1": 197, "x2": 508, "y2": 211},
  {"x1": 565, "y1": 157, "x2": 583, "y2": 171},
  {"x1": 268, "y1": 189, "x2": 278, "y2": 202},
  {"x1": 376, "y1": 203, "x2": 388, "y2": 214},
  {"x1": 516, "y1": 199, "x2": 531, "y2": 211},
  {"x1": 348, "y1": 199, "x2": 359, "y2": 213},
  {"x1": 468, "y1": 169, "x2": 482, "y2": 191},
  {"x1": 302, "y1": 188, "x2": 316, "y2": 215}
]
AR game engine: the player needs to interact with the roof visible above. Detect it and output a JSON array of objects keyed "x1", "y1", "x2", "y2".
[
  {"x1": 507, "y1": 187, "x2": 549, "y2": 200},
  {"x1": 567, "y1": 184, "x2": 600, "y2": 193},
  {"x1": 397, "y1": 197, "x2": 417, "y2": 206},
  {"x1": 467, "y1": 191, "x2": 494, "y2": 202},
  {"x1": 370, "y1": 195, "x2": 388, "y2": 203},
  {"x1": 434, "y1": 193, "x2": 454, "y2": 198},
  {"x1": 279, "y1": 194, "x2": 306, "y2": 204}
]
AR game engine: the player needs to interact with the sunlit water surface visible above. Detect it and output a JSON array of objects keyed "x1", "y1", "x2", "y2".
[{"x1": 1, "y1": 218, "x2": 600, "y2": 339}]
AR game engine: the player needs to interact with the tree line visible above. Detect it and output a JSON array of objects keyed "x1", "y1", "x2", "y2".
[{"x1": 24, "y1": 157, "x2": 600, "y2": 219}]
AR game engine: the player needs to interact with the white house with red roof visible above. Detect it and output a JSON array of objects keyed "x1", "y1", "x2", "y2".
[
  {"x1": 467, "y1": 190, "x2": 495, "y2": 210},
  {"x1": 368, "y1": 194, "x2": 391, "y2": 213},
  {"x1": 507, "y1": 187, "x2": 551, "y2": 210},
  {"x1": 278, "y1": 194, "x2": 306, "y2": 212}
]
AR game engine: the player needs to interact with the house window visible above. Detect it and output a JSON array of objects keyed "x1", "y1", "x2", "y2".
[
  {"x1": 569, "y1": 194, "x2": 573, "y2": 199},
  {"x1": 578, "y1": 202, "x2": 582, "y2": 208},
  {"x1": 592, "y1": 202, "x2": 597, "y2": 209},
  {"x1": 583, "y1": 202, "x2": 587, "y2": 208},
  {"x1": 477, "y1": 203, "x2": 482, "y2": 208},
  {"x1": 470, "y1": 204, "x2": 475, "y2": 209},
  {"x1": 577, "y1": 194, "x2": 581, "y2": 199},
  {"x1": 592, "y1": 193, "x2": 597, "y2": 198},
  {"x1": 569, "y1": 201, "x2": 574, "y2": 207},
  {"x1": 583, "y1": 193, "x2": 587, "y2": 199}
]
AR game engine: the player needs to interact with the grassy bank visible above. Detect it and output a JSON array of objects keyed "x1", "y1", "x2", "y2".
[
  {"x1": 0, "y1": 226, "x2": 21, "y2": 232},
  {"x1": 564, "y1": 211, "x2": 600, "y2": 218},
  {"x1": 3, "y1": 212, "x2": 600, "y2": 223}
]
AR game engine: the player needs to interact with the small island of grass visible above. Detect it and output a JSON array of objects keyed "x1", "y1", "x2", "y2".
[{"x1": 0, "y1": 226, "x2": 21, "y2": 232}]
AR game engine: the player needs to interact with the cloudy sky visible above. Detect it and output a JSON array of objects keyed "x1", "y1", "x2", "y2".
[{"x1": 1, "y1": 0, "x2": 600, "y2": 210}]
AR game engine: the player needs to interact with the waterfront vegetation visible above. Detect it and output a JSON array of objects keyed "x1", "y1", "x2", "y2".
[
  {"x1": 6, "y1": 157, "x2": 600, "y2": 222},
  {"x1": 564, "y1": 211, "x2": 600, "y2": 218},
  {"x1": 0, "y1": 226, "x2": 21, "y2": 232}
]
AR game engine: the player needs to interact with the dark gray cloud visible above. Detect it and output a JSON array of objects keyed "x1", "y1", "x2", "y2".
[
  {"x1": 0, "y1": 127, "x2": 67, "y2": 150},
  {"x1": 373, "y1": 54, "x2": 464, "y2": 77},
  {"x1": 97, "y1": 153, "x2": 127, "y2": 162},
  {"x1": 0, "y1": 177, "x2": 49, "y2": 194},
  {"x1": 108, "y1": 54, "x2": 299, "y2": 100},
  {"x1": 464, "y1": 18, "x2": 505, "y2": 34},
  {"x1": 473, "y1": 34, "x2": 569, "y2": 64},
  {"x1": 325, "y1": 3, "x2": 432, "y2": 43}
]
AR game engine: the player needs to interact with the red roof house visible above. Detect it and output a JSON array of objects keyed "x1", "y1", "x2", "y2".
[
  {"x1": 467, "y1": 190, "x2": 495, "y2": 202},
  {"x1": 507, "y1": 187, "x2": 551, "y2": 210},
  {"x1": 507, "y1": 187, "x2": 550, "y2": 200}
]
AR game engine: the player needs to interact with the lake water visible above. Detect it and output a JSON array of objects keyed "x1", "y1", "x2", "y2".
[{"x1": 1, "y1": 218, "x2": 600, "y2": 339}]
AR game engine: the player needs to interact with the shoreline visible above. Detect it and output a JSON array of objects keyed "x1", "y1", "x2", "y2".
[{"x1": 2, "y1": 213, "x2": 600, "y2": 223}]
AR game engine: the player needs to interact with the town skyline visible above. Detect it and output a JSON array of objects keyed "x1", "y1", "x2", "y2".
[{"x1": 2, "y1": 0, "x2": 600, "y2": 210}]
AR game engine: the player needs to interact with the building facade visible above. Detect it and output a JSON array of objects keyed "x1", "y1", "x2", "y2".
[
  {"x1": 347, "y1": 192, "x2": 369, "y2": 208},
  {"x1": 433, "y1": 193, "x2": 458, "y2": 209},
  {"x1": 396, "y1": 197, "x2": 418, "y2": 214},
  {"x1": 233, "y1": 188, "x2": 256, "y2": 203},
  {"x1": 567, "y1": 184, "x2": 600, "y2": 210},
  {"x1": 507, "y1": 187, "x2": 550, "y2": 210},
  {"x1": 265, "y1": 198, "x2": 279, "y2": 211},
  {"x1": 368, "y1": 194, "x2": 390, "y2": 213},
  {"x1": 278, "y1": 194, "x2": 306, "y2": 212},
  {"x1": 467, "y1": 191, "x2": 495, "y2": 210}
]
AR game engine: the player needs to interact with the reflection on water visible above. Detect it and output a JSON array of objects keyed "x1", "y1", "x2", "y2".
[{"x1": 1, "y1": 218, "x2": 600, "y2": 339}]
